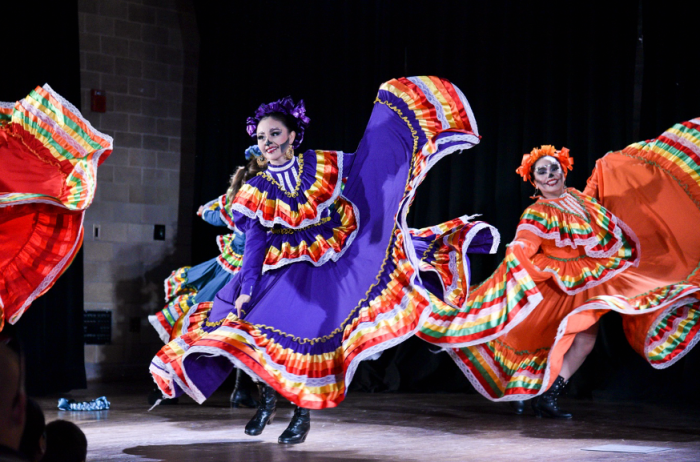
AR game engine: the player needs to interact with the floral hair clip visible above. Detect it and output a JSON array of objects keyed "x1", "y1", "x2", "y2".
[
  {"x1": 245, "y1": 96, "x2": 310, "y2": 149},
  {"x1": 515, "y1": 145, "x2": 573, "y2": 186},
  {"x1": 244, "y1": 145, "x2": 262, "y2": 160}
]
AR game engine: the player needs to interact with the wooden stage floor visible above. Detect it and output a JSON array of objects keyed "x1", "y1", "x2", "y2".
[{"x1": 34, "y1": 382, "x2": 700, "y2": 461}]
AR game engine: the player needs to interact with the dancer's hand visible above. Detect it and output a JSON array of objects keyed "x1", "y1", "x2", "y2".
[{"x1": 235, "y1": 294, "x2": 250, "y2": 318}]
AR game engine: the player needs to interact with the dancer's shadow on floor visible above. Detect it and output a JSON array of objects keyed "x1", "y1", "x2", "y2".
[
  {"x1": 317, "y1": 395, "x2": 700, "y2": 443},
  {"x1": 123, "y1": 441, "x2": 418, "y2": 462}
]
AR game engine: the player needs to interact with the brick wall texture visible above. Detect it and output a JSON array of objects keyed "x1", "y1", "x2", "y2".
[{"x1": 78, "y1": 0, "x2": 198, "y2": 380}]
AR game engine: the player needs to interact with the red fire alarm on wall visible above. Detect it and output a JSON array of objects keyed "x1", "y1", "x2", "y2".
[{"x1": 91, "y1": 89, "x2": 106, "y2": 113}]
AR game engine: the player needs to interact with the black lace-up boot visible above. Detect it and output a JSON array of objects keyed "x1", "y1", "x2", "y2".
[
  {"x1": 531, "y1": 376, "x2": 572, "y2": 419},
  {"x1": 278, "y1": 406, "x2": 310, "y2": 444},
  {"x1": 510, "y1": 400, "x2": 525, "y2": 415},
  {"x1": 244, "y1": 383, "x2": 276, "y2": 435},
  {"x1": 230, "y1": 369, "x2": 259, "y2": 408}
]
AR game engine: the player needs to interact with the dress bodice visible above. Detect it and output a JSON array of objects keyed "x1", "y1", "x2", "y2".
[
  {"x1": 512, "y1": 189, "x2": 640, "y2": 295},
  {"x1": 264, "y1": 156, "x2": 300, "y2": 193}
]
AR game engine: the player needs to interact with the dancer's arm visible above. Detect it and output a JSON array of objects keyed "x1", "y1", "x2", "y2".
[
  {"x1": 197, "y1": 195, "x2": 229, "y2": 227},
  {"x1": 507, "y1": 228, "x2": 559, "y2": 286},
  {"x1": 508, "y1": 228, "x2": 542, "y2": 259},
  {"x1": 235, "y1": 219, "x2": 267, "y2": 316}
]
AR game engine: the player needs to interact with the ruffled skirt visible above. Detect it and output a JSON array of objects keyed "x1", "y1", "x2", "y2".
[
  {"x1": 0, "y1": 85, "x2": 112, "y2": 329},
  {"x1": 150, "y1": 76, "x2": 500, "y2": 408},
  {"x1": 440, "y1": 119, "x2": 700, "y2": 400}
]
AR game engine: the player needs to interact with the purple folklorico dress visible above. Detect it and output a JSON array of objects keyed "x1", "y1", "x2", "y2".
[{"x1": 150, "y1": 76, "x2": 500, "y2": 409}]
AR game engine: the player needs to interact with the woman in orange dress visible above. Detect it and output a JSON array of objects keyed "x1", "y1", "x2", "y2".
[{"x1": 417, "y1": 119, "x2": 700, "y2": 418}]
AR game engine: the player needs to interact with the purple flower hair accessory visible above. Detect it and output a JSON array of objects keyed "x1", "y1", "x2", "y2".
[{"x1": 245, "y1": 96, "x2": 310, "y2": 149}]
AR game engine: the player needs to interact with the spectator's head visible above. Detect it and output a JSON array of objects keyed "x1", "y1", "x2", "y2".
[
  {"x1": 19, "y1": 398, "x2": 46, "y2": 462},
  {"x1": 0, "y1": 326, "x2": 26, "y2": 451},
  {"x1": 42, "y1": 420, "x2": 87, "y2": 462}
]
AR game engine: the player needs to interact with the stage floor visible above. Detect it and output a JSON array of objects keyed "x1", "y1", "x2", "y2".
[{"x1": 35, "y1": 382, "x2": 700, "y2": 461}]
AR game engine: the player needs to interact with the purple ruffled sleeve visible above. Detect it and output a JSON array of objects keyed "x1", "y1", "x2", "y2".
[{"x1": 238, "y1": 217, "x2": 267, "y2": 297}]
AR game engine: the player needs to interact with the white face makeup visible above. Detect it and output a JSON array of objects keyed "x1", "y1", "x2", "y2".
[
  {"x1": 533, "y1": 156, "x2": 566, "y2": 199},
  {"x1": 256, "y1": 117, "x2": 296, "y2": 166}
]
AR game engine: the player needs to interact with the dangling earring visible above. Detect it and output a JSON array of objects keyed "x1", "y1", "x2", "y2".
[
  {"x1": 530, "y1": 187, "x2": 541, "y2": 200},
  {"x1": 257, "y1": 156, "x2": 267, "y2": 167},
  {"x1": 285, "y1": 145, "x2": 294, "y2": 160}
]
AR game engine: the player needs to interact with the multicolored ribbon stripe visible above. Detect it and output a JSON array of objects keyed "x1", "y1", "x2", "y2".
[
  {"x1": 1, "y1": 85, "x2": 112, "y2": 328},
  {"x1": 151, "y1": 76, "x2": 492, "y2": 408},
  {"x1": 448, "y1": 119, "x2": 700, "y2": 400}
]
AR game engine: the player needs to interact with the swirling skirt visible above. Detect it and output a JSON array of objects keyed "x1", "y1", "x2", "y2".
[
  {"x1": 150, "y1": 77, "x2": 502, "y2": 408},
  {"x1": 441, "y1": 119, "x2": 700, "y2": 401},
  {"x1": 0, "y1": 85, "x2": 112, "y2": 330}
]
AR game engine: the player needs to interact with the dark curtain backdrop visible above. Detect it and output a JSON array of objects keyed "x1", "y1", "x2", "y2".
[
  {"x1": 192, "y1": 1, "x2": 699, "y2": 400},
  {"x1": 2, "y1": 1, "x2": 86, "y2": 394}
]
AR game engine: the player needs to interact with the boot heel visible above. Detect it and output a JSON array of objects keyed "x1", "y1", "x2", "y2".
[
  {"x1": 244, "y1": 384, "x2": 277, "y2": 436},
  {"x1": 532, "y1": 376, "x2": 572, "y2": 419},
  {"x1": 278, "y1": 407, "x2": 310, "y2": 444}
]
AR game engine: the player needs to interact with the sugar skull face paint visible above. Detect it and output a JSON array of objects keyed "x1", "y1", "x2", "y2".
[
  {"x1": 533, "y1": 156, "x2": 566, "y2": 198},
  {"x1": 256, "y1": 116, "x2": 296, "y2": 166}
]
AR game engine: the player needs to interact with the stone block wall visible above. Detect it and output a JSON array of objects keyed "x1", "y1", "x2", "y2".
[{"x1": 78, "y1": 0, "x2": 198, "y2": 380}]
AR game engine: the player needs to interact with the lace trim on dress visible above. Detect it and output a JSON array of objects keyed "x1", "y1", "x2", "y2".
[
  {"x1": 523, "y1": 216, "x2": 641, "y2": 295},
  {"x1": 20, "y1": 100, "x2": 90, "y2": 158},
  {"x1": 644, "y1": 296, "x2": 700, "y2": 369},
  {"x1": 261, "y1": 198, "x2": 360, "y2": 272},
  {"x1": 408, "y1": 77, "x2": 450, "y2": 129},
  {"x1": 540, "y1": 286, "x2": 700, "y2": 399},
  {"x1": 169, "y1": 285, "x2": 436, "y2": 405},
  {"x1": 231, "y1": 150, "x2": 345, "y2": 230},
  {"x1": 517, "y1": 192, "x2": 638, "y2": 260},
  {"x1": 419, "y1": 219, "x2": 500, "y2": 309},
  {"x1": 42, "y1": 83, "x2": 114, "y2": 152},
  {"x1": 147, "y1": 315, "x2": 170, "y2": 344}
]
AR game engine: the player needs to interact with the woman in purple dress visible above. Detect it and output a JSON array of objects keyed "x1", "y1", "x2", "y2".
[
  {"x1": 148, "y1": 148, "x2": 266, "y2": 408},
  {"x1": 150, "y1": 77, "x2": 501, "y2": 444}
]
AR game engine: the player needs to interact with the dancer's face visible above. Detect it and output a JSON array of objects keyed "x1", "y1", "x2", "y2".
[
  {"x1": 256, "y1": 117, "x2": 296, "y2": 166},
  {"x1": 533, "y1": 156, "x2": 566, "y2": 199}
]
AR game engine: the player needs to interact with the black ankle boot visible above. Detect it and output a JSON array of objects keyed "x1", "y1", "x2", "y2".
[
  {"x1": 230, "y1": 369, "x2": 259, "y2": 408},
  {"x1": 510, "y1": 400, "x2": 525, "y2": 415},
  {"x1": 244, "y1": 383, "x2": 276, "y2": 435},
  {"x1": 278, "y1": 406, "x2": 310, "y2": 444},
  {"x1": 531, "y1": 376, "x2": 572, "y2": 419}
]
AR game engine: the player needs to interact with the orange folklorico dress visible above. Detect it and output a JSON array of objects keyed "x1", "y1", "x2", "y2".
[{"x1": 417, "y1": 119, "x2": 700, "y2": 401}]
